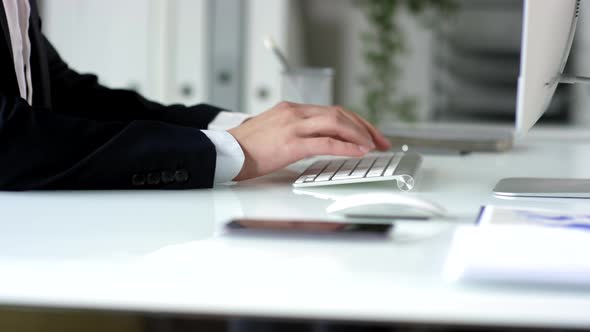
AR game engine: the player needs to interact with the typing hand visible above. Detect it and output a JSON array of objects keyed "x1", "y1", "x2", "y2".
[{"x1": 228, "y1": 101, "x2": 391, "y2": 181}]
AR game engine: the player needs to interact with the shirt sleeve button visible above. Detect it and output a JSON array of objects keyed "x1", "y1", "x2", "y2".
[
  {"x1": 161, "y1": 171, "x2": 175, "y2": 184},
  {"x1": 132, "y1": 174, "x2": 146, "y2": 186},
  {"x1": 147, "y1": 172, "x2": 161, "y2": 185},
  {"x1": 174, "y1": 169, "x2": 190, "y2": 183}
]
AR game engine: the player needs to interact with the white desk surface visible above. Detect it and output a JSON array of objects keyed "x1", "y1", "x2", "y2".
[{"x1": 1, "y1": 127, "x2": 590, "y2": 329}]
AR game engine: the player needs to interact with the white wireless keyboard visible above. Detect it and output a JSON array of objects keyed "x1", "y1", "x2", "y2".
[{"x1": 293, "y1": 152, "x2": 422, "y2": 191}]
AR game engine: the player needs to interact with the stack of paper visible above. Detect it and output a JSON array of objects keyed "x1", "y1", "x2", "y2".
[{"x1": 445, "y1": 224, "x2": 590, "y2": 286}]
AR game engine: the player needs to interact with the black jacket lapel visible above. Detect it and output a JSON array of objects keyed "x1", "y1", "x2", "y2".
[{"x1": 0, "y1": 1, "x2": 14, "y2": 61}]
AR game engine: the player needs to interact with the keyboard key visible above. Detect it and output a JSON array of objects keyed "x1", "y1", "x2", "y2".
[
  {"x1": 315, "y1": 160, "x2": 346, "y2": 182},
  {"x1": 294, "y1": 160, "x2": 329, "y2": 184},
  {"x1": 295, "y1": 175, "x2": 316, "y2": 184},
  {"x1": 332, "y1": 159, "x2": 362, "y2": 180},
  {"x1": 383, "y1": 154, "x2": 404, "y2": 177},
  {"x1": 366, "y1": 155, "x2": 394, "y2": 178},
  {"x1": 307, "y1": 160, "x2": 330, "y2": 175},
  {"x1": 349, "y1": 157, "x2": 376, "y2": 178},
  {"x1": 303, "y1": 176, "x2": 318, "y2": 183},
  {"x1": 293, "y1": 153, "x2": 421, "y2": 189}
]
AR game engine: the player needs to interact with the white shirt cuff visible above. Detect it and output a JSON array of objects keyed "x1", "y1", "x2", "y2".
[
  {"x1": 208, "y1": 111, "x2": 250, "y2": 130},
  {"x1": 202, "y1": 130, "x2": 245, "y2": 184}
]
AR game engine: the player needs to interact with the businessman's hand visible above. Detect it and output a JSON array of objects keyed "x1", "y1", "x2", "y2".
[{"x1": 228, "y1": 101, "x2": 391, "y2": 181}]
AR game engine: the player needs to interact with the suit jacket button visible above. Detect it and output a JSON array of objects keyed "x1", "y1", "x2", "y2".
[
  {"x1": 132, "y1": 174, "x2": 146, "y2": 186},
  {"x1": 161, "y1": 171, "x2": 175, "y2": 184},
  {"x1": 147, "y1": 172, "x2": 161, "y2": 185},
  {"x1": 174, "y1": 169, "x2": 189, "y2": 183}
]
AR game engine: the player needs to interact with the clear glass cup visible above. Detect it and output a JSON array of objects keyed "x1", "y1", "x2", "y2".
[{"x1": 281, "y1": 67, "x2": 334, "y2": 106}]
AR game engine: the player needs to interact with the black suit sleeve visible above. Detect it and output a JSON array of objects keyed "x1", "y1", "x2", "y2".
[
  {"x1": 0, "y1": 34, "x2": 225, "y2": 191},
  {"x1": 0, "y1": 95, "x2": 217, "y2": 190}
]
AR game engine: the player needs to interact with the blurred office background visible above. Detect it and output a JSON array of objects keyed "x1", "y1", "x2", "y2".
[
  {"x1": 37, "y1": 0, "x2": 590, "y2": 126},
  {"x1": 11, "y1": 1, "x2": 590, "y2": 332}
]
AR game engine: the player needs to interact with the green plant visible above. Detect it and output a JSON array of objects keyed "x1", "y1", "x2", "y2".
[{"x1": 356, "y1": 0, "x2": 457, "y2": 123}]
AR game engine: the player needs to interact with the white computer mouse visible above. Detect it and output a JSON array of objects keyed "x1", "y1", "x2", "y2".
[{"x1": 326, "y1": 193, "x2": 447, "y2": 219}]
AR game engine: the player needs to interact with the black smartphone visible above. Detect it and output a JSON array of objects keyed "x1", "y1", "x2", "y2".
[{"x1": 225, "y1": 219, "x2": 392, "y2": 237}]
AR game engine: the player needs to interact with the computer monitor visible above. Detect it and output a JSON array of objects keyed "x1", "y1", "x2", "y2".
[
  {"x1": 494, "y1": 0, "x2": 590, "y2": 198},
  {"x1": 516, "y1": 0, "x2": 581, "y2": 135}
]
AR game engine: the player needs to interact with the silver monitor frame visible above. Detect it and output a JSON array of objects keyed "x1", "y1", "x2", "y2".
[
  {"x1": 495, "y1": 0, "x2": 590, "y2": 199},
  {"x1": 515, "y1": 0, "x2": 581, "y2": 135}
]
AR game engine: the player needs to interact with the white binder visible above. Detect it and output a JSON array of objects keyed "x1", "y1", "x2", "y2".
[
  {"x1": 44, "y1": 0, "x2": 153, "y2": 97},
  {"x1": 169, "y1": 0, "x2": 209, "y2": 106},
  {"x1": 244, "y1": 0, "x2": 305, "y2": 115}
]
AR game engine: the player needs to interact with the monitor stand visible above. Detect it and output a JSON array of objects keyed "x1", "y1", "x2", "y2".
[{"x1": 493, "y1": 178, "x2": 590, "y2": 199}]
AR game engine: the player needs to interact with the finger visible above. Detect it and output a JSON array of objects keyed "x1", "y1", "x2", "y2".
[
  {"x1": 300, "y1": 137, "x2": 369, "y2": 159},
  {"x1": 295, "y1": 105, "x2": 362, "y2": 136},
  {"x1": 295, "y1": 105, "x2": 330, "y2": 119},
  {"x1": 295, "y1": 105, "x2": 380, "y2": 149},
  {"x1": 296, "y1": 116, "x2": 375, "y2": 149},
  {"x1": 330, "y1": 107, "x2": 374, "y2": 144},
  {"x1": 332, "y1": 107, "x2": 374, "y2": 140},
  {"x1": 344, "y1": 111, "x2": 390, "y2": 150},
  {"x1": 346, "y1": 112, "x2": 391, "y2": 150}
]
